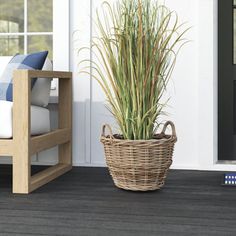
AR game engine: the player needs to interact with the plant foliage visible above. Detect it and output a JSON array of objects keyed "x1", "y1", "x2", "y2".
[{"x1": 80, "y1": 0, "x2": 189, "y2": 140}]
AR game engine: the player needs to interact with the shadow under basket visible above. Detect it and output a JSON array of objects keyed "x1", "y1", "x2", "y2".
[{"x1": 100, "y1": 121, "x2": 177, "y2": 191}]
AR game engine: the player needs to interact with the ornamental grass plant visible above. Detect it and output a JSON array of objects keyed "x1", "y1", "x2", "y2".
[{"x1": 80, "y1": 0, "x2": 189, "y2": 140}]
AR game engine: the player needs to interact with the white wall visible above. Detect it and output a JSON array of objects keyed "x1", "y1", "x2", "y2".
[
  {"x1": 70, "y1": 0, "x2": 236, "y2": 171},
  {"x1": 164, "y1": 0, "x2": 199, "y2": 170}
]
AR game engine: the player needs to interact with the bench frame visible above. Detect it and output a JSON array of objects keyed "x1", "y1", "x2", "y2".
[{"x1": 0, "y1": 70, "x2": 72, "y2": 194}]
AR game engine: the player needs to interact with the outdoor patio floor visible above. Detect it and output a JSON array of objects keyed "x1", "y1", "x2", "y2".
[{"x1": 0, "y1": 165, "x2": 235, "y2": 235}]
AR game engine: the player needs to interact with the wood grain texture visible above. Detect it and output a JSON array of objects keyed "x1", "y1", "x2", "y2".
[
  {"x1": 12, "y1": 70, "x2": 31, "y2": 194},
  {"x1": 28, "y1": 70, "x2": 72, "y2": 79},
  {"x1": 31, "y1": 128, "x2": 71, "y2": 155},
  {"x1": 0, "y1": 167, "x2": 235, "y2": 236},
  {"x1": 0, "y1": 140, "x2": 13, "y2": 156},
  {"x1": 58, "y1": 75, "x2": 72, "y2": 166},
  {"x1": 0, "y1": 69, "x2": 73, "y2": 194}
]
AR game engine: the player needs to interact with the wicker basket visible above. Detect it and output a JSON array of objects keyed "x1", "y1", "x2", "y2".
[{"x1": 100, "y1": 121, "x2": 177, "y2": 191}]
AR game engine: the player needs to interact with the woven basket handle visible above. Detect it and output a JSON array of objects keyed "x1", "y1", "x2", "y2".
[
  {"x1": 161, "y1": 121, "x2": 176, "y2": 138},
  {"x1": 101, "y1": 124, "x2": 114, "y2": 138}
]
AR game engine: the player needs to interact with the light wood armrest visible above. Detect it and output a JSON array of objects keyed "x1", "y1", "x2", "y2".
[
  {"x1": 12, "y1": 69, "x2": 72, "y2": 135},
  {"x1": 10, "y1": 69, "x2": 72, "y2": 194},
  {"x1": 27, "y1": 70, "x2": 72, "y2": 79}
]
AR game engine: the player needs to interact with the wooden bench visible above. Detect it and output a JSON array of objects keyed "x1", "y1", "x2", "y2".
[{"x1": 0, "y1": 70, "x2": 72, "y2": 194}]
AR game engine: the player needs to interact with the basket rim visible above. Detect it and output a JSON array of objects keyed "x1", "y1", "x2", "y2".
[
  {"x1": 100, "y1": 133, "x2": 177, "y2": 144},
  {"x1": 100, "y1": 121, "x2": 177, "y2": 144}
]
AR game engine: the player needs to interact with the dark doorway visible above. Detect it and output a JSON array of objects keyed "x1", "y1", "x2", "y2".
[{"x1": 218, "y1": 0, "x2": 236, "y2": 160}]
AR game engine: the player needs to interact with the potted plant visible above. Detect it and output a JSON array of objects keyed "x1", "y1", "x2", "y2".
[{"x1": 81, "y1": 0, "x2": 189, "y2": 191}]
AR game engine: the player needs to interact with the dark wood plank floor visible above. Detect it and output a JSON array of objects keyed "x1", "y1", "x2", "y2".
[{"x1": 0, "y1": 165, "x2": 235, "y2": 236}]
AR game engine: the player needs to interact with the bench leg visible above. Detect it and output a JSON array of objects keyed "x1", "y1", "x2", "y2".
[
  {"x1": 13, "y1": 147, "x2": 30, "y2": 194},
  {"x1": 12, "y1": 70, "x2": 31, "y2": 194},
  {"x1": 59, "y1": 141, "x2": 72, "y2": 165}
]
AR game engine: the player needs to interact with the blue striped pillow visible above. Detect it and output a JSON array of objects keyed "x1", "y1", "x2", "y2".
[{"x1": 0, "y1": 51, "x2": 48, "y2": 101}]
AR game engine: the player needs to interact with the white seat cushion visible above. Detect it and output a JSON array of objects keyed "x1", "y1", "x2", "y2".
[{"x1": 0, "y1": 101, "x2": 50, "y2": 139}]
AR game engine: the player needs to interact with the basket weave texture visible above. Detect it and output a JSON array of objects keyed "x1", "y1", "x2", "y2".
[{"x1": 100, "y1": 121, "x2": 177, "y2": 191}]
